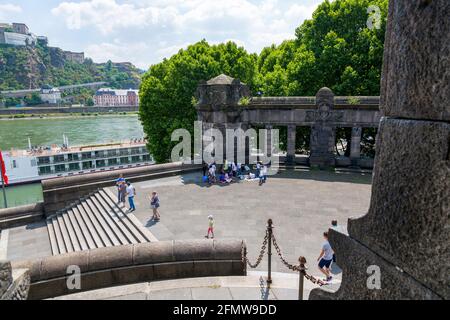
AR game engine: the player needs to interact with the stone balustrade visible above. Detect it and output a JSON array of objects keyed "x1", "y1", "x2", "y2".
[{"x1": 12, "y1": 239, "x2": 246, "y2": 300}]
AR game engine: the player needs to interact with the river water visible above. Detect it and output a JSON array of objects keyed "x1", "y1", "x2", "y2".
[
  {"x1": 0, "y1": 114, "x2": 144, "y2": 150},
  {"x1": 0, "y1": 115, "x2": 144, "y2": 208}
]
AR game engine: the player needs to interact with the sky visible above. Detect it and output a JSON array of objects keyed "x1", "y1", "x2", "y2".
[{"x1": 0, "y1": 0, "x2": 323, "y2": 70}]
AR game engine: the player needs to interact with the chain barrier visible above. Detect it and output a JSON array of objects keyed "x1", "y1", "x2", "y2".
[
  {"x1": 245, "y1": 229, "x2": 269, "y2": 269},
  {"x1": 271, "y1": 231, "x2": 326, "y2": 286}
]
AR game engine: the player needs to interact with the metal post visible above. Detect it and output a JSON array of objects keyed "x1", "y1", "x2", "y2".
[
  {"x1": 267, "y1": 219, "x2": 273, "y2": 285},
  {"x1": 0, "y1": 162, "x2": 7, "y2": 209},
  {"x1": 298, "y1": 256, "x2": 307, "y2": 300}
]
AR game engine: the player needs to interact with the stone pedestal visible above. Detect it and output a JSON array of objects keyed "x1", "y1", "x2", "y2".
[
  {"x1": 309, "y1": 88, "x2": 337, "y2": 169},
  {"x1": 310, "y1": 0, "x2": 449, "y2": 300},
  {"x1": 286, "y1": 125, "x2": 296, "y2": 165},
  {"x1": 349, "y1": 127, "x2": 362, "y2": 167}
]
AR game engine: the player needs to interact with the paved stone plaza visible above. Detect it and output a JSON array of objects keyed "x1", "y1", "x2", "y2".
[
  {"x1": 109, "y1": 168, "x2": 372, "y2": 276},
  {"x1": 1, "y1": 167, "x2": 372, "y2": 299}
]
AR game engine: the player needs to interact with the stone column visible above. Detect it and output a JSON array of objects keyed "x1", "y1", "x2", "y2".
[
  {"x1": 286, "y1": 125, "x2": 296, "y2": 165},
  {"x1": 349, "y1": 127, "x2": 362, "y2": 166},
  {"x1": 309, "y1": 87, "x2": 336, "y2": 169},
  {"x1": 310, "y1": 0, "x2": 449, "y2": 300},
  {"x1": 265, "y1": 124, "x2": 273, "y2": 158}
]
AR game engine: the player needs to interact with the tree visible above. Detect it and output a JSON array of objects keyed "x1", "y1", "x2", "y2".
[
  {"x1": 140, "y1": 40, "x2": 258, "y2": 163},
  {"x1": 259, "y1": 0, "x2": 388, "y2": 96},
  {"x1": 140, "y1": 0, "x2": 388, "y2": 163}
]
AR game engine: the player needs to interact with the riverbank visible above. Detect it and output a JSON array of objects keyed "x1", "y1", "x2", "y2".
[
  {"x1": 0, "y1": 105, "x2": 139, "y2": 118},
  {"x1": 0, "y1": 111, "x2": 138, "y2": 120}
]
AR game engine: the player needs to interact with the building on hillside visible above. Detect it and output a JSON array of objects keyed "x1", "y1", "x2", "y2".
[
  {"x1": 0, "y1": 22, "x2": 38, "y2": 46},
  {"x1": 40, "y1": 86, "x2": 62, "y2": 104},
  {"x1": 64, "y1": 51, "x2": 85, "y2": 64},
  {"x1": 93, "y1": 88, "x2": 139, "y2": 106},
  {"x1": 12, "y1": 23, "x2": 29, "y2": 35},
  {"x1": 1, "y1": 31, "x2": 36, "y2": 46}
]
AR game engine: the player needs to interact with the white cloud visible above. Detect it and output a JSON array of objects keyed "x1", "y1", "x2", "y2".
[
  {"x1": 52, "y1": 0, "x2": 322, "y2": 67},
  {"x1": 0, "y1": 3, "x2": 22, "y2": 20}
]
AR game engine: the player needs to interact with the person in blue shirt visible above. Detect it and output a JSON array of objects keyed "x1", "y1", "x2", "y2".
[{"x1": 317, "y1": 231, "x2": 334, "y2": 282}]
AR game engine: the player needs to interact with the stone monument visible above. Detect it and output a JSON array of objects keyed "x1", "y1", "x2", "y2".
[{"x1": 309, "y1": 0, "x2": 449, "y2": 300}]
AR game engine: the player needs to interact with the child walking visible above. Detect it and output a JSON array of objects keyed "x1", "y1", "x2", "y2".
[{"x1": 205, "y1": 215, "x2": 215, "y2": 239}]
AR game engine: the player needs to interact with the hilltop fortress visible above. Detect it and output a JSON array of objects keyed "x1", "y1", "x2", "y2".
[{"x1": 0, "y1": 22, "x2": 84, "y2": 64}]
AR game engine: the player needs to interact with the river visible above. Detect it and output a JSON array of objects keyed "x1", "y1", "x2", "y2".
[
  {"x1": 0, "y1": 114, "x2": 144, "y2": 150},
  {"x1": 0, "y1": 114, "x2": 145, "y2": 208}
]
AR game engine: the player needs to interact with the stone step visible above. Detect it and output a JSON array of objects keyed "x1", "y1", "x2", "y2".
[
  {"x1": 66, "y1": 209, "x2": 89, "y2": 251},
  {"x1": 79, "y1": 200, "x2": 112, "y2": 248},
  {"x1": 102, "y1": 188, "x2": 158, "y2": 242},
  {"x1": 56, "y1": 214, "x2": 74, "y2": 253},
  {"x1": 73, "y1": 204, "x2": 104, "y2": 248},
  {"x1": 70, "y1": 207, "x2": 96, "y2": 250},
  {"x1": 97, "y1": 190, "x2": 140, "y2": 244},
  {"x1": 61, "y1": 211, "x2": 81, "y2": 252},
  {"x1": 51, "y1": 216, "x2": 67, "y2": 254},
  {"x1": 84, "y1": 197, "x2": 120, "y2": 246},
  {"x1": 46, "y1": 219, "x2": 59, "y2": 255},
  {"x1": 90, "y1": 192, "x2": 131, "y2": 245},
  {"x1": 46, "y1": 188, "x2": 156, "y2": 256}
]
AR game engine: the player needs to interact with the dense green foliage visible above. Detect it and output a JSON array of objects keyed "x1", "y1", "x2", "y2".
[
  {"x1": 140, "y1": 0, "x2": 388, "y2": 163},
  {"x1": 139, "y1": 41, "x2": 258, "y2": 162},
  {"x1": 257, "y1": 0, "x2": 388, "y2": 96},
  {"x1": 0, "y1": 44, "x2": 142, "y2": 91}
]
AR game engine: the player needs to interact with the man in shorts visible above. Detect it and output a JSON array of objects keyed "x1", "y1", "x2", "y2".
[{"x1": 317, "y1": 231, "x2": 334, "y2": 282}]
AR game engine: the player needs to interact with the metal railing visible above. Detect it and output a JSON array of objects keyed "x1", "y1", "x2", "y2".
[{"x1": 245, "y1": 219, "x2": 326, "y2": 300}]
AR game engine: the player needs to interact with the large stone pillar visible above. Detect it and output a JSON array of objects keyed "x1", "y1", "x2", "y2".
[
  {"x1": 286, "y1": 125, "x2": 296, "y2": 165},
  {"x1": 309, "y1": 87, "x2": 336, "y2": 169},
  {"x1": 349, "y1": 127, "x2": 362, "y2": 166},
  {"x1": 310, "y1": 0, "x2": 449, "y2": 300},
  {"x1": 195, "y1": 74, "x2": 251, "y2": 165}
]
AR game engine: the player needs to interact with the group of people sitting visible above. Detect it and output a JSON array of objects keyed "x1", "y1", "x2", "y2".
[{"x1": 202, "y1": 161, "x2": 269, "y2": 186}]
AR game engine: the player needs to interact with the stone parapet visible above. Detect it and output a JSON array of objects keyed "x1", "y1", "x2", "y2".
[
  {"x1": 12, "y1": 240, "x2": 246, "y2": 300},
  {"x1": 42, "y1": 162, "x2": 201, "y2": 215}
]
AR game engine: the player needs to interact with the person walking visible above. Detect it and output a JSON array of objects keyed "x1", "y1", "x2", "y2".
[
  {"x1": 116, "y1": 173, "x2": 125, "y2": 203},
  {"x1": 126, "y1": 182, "x2": 136, "y2": 212},
  {"x1": 256, "y1": 161, "x2": 261, "y2": 178},
  {"x1": 150, "y1": 191, "x2": 161, "y2": 221},
  {"x1": 259, "y1": 164, "x2": 268, "y2": 185},
  {"x1": 205, "y1": 215, "x2": 215, "y2": 239},
  {"x1": 317, "y1": 231, "x2": 334, "y2": 282},
  {"x1": 118, "y1": 181, "x2": 127, "y2": 205}
]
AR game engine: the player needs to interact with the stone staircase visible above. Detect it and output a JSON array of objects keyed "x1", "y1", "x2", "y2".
[{"x1": 46, "y1": 188, "x2": 157, "y2": 255}]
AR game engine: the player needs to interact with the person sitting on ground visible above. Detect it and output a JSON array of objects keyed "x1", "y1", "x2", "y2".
[
  {"x1": 219, "y1": 170, "x2": 226, "y2": 183},
  {"x1": 317, "y1": 231, "x2": 334, "y2": 282},
  {"x1": 208, "y1": 165, "x2": 216, "y2": 184}
]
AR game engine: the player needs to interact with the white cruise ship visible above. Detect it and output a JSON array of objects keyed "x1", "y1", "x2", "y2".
[{"x1": 2, "y1": 140, "x2": 154, "y2": 185}]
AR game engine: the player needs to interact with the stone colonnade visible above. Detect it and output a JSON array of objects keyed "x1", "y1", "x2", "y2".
[{"x1": 196, "y1": 74, "x2": 379, "y2": 168}]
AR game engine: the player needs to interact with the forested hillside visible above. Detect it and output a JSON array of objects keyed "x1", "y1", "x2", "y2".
[{"x1": 0, "y1": 43, "x2": 142, "y2": 91}]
